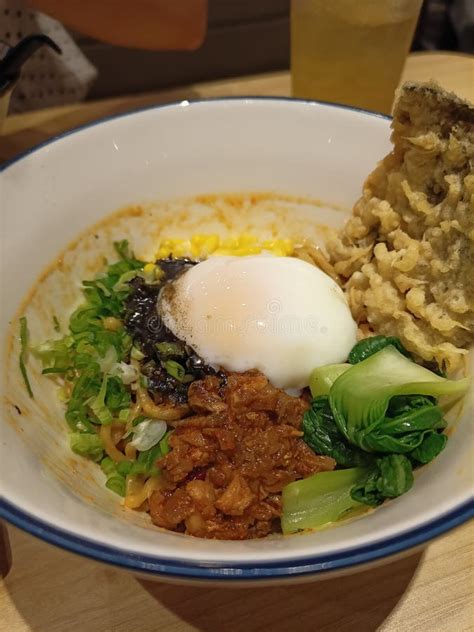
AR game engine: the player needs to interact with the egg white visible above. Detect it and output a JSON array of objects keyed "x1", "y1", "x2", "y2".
[{"x1": 158, "y1": 255, "x2": 357, "y2": 390}]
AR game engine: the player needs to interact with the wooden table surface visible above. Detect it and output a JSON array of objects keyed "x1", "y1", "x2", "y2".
[
  {"x1": 1, "y1": 52, "x2": 473, "y2": 632},
  {"x1": 1, "y1": 51, "x2": 474, "y2": 162}
]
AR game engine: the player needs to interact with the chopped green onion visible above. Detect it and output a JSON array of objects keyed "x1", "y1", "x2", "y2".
[
  {"x1": 42, "y1": 367, "x2": 70, "y2": 375},
  {"x1": 98, "y1": 346, "x2": 118, "y2": 374},
  {"x1": 87, "y1": 374, "x2": 113, "y2": 424},
  {"x1": 128, "y1": 461, "x2": 149, "y2": 475},
  {"x1": 113, "y1": 269, "x2": 142, "y2": 291},
  {"x1": 114, "y1": 239, "x2": 133, "y2": 261},
  {"x1": 70, "y1": 432, "x2": 104, "y2": 462},
  {"x1": 53, "y1": 315, "x2": 61, "y2": 332},
  {"x1": 100, "y1": 456, "x2": 117, "y2": 476},
  {"x1": 117, "y1": 460, "x2": 133, "y2": 476},
  {"x1": 132, "y1": 414, "x2": 147, "y2": 426},
  {"x1": 105, "y1": 475, "x2": 126, "y2": 497},
  {"x1": 131, "y1": 346, "x2": 145, "y2": 361},
  {"x1": 32, "y1": 337, "x2": 74, "y2": 369},
  {"x1": 155, "y1": 341, "x2": 185, "y2": 356},
  {"x1": 118, "y1": 408, "x2": 130, "y2": 422},
  {"x1": 129, "y1": 431, "x2": 172, "y2": 475},
  {"x1": 160, "y1": 430, "x2": 173, "y2": 456},
  {"x1": 19, "y1": 316, "x2": 34, "y2": 398},
  {"x1": 111, "y1": 361, "x2": 138, "y2": 385},
  {"x1": 95, "y1": 281, "x2": 112, "y2": 297},
  {"x1": 164, "y1": 360, "x2": 186, "y2": 382}
]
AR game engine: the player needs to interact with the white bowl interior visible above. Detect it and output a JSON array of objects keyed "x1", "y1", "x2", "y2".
[{"x1": 1, "y1": 100, "x2": 472, "y2": 567}]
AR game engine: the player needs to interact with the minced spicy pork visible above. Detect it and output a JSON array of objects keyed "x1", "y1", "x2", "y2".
[{"x1": 149, "y1": 371, "x2": 336, "y2": 539}]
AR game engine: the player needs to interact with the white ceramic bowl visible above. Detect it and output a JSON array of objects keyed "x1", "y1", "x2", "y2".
[{"x1": 1, "y1": 98, "x2": 472, "y2": 585}]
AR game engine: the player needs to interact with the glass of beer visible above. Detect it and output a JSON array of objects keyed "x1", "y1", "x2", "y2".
[{"x1": 291, "y1": 0, "x2": 423, "y2": 114}]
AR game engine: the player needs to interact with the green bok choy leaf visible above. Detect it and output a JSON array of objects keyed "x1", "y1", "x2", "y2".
[
  {"x1": 282, "y1": 453, "x2": 416, "y2": 531},
  {"x1": 281, "y1": 468, "x2": 367, "y2": 534},
  {"x1": 303, "y1": 396, "x2": 373, "y2": 468},
  {"x1": 329, "y1": 346, "x2": 468, "y2": 454},
  {"x1": 309, "y1": 363, "x2": 350, "y2": 397},
  {"x1": 348, "y1": 335, "x2": 411, "y2": 364}
]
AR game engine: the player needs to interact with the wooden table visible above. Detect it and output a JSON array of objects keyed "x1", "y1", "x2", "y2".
[
  {"x1": 1, "y1": 52, "x2": 474, "y2": 162},
  {"x1": 1, "y1": 52, "x2": 473, "y2": 632}
]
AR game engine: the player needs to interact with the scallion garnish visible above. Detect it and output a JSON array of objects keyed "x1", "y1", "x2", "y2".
[
  {"x1": 19, "y1": 316, "x2": 33, "y2": 398},
  {"x1": 156, "y1": 341, "x2": 185, "y2": 357},
  {"x1": 164, "y1": 359, "x2": 186, "y2": 381}
]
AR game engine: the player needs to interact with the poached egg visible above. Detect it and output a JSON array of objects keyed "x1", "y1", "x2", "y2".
[{"x1": 159, "y1": 255, "x2": 357, "y2": 391}]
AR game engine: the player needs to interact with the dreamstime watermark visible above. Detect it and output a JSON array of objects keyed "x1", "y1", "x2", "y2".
[{"x1": 150, "y1": 299, "x2": 329, "y2": 338}]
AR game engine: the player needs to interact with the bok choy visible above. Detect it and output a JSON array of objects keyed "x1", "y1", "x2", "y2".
[
  {"x1": 281, "y1": 453, "x2": 417, "y2": 533},
  {"x1": 329, "y1": 346, "x2": 468, "y2": 454},
  {"x1": 282, "y1": 337, "x2": 469, "y2": 533},
  {"x1": 348, "y1": 335, "x2": 411, "y2": 364},
  {"x1": 282, "y1": 468, "x2": 367, "y2": 534},
  {"x1": 303, "y1": 396, "x2": 373, "y2": 468}
]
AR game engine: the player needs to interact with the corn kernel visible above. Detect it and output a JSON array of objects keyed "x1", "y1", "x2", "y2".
[
  {"x1": 203, "y1": 234, "x2": 219, "y2": 253},
  {"x1": 211, "y1": 248, "x2": 234, "y2": 256},
  {"x1": 221, "y1": 237, "x2": 239, "y2": 249},
  {"x1": 156, "y1": 247, "x2": 171, "y2": 258},
  {"x1": 156, "y1": 234, "x2": 293, "y2": 260},
  {"x1": 190, "y1": 244, "x2": 201, "y2": 258},
  {"x1": 238, "y1": 234, "x2": 257, "y2": 247},
  {"x1": 281, "y1": 239, "x2": 294, "y2": 255},
  {"x1": 190, "y1": 234, "x2": 207, "y2": 247},
  {"x1": 235, "y1": 247, "x2": 261, "y2": 256},
  {"x1": 143, "y1": 262, "x2": 155, "y2": 275},
  {"x1": 172, "y1": 243, "x2": 188, "y2": 257}
]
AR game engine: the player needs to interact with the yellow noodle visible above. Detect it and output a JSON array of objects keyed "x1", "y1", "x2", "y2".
[
  {"x1": 100, "y1": 425, "x2": 128, "y2": 462},
  {"x1": 124, "y1": 442, "x2": 137, "y2": 460},
  {"x1": 125, "y1": 474, "x2": 144, "y2": 497},
  {"x1": 103, "y1": 316, "x2": 122, "y2": 331},
  {"x1": 128, "y1": 400, "x2": 141, "y2": 422},
  {"x1": 124, "y1": 475, "x2": 162, "y2": 509},
  {"x1": 111, "y1": 423, "x2": 125, "y2": 445},
  {"x1": 292, "y1": 247, "x2": 314, "y2": 265},
  {"x1": 137, "y1": 387, "x2": 189, "y2": 420},
  {"x1": 145, "y1": 475, "x2": 162, "y2": 498},
  {"x1": 294, "y1": 245, "x2": 340, "y2": 284},
  {"x1": 61, "y1": 379, "x2": 73, "y2": 399}
]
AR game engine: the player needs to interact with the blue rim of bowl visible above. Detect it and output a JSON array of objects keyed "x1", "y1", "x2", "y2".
[
  {"x1": 1, "y1": 97, "x2": 472, "y2": 580},
  {"x1": 1, "y1": 497, "x2": 472, "y2": 580}
]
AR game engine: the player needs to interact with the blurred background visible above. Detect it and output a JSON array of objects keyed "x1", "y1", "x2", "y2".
[
  {"x1": 38, "y1": 0, "x2": 474, "y2": 96},
  {"x1": 81, "y1": 0, "x2": 472, "y2": 100},
  {"x1": 1, "y1": 0, "x2": 473, "y2": 112}
]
